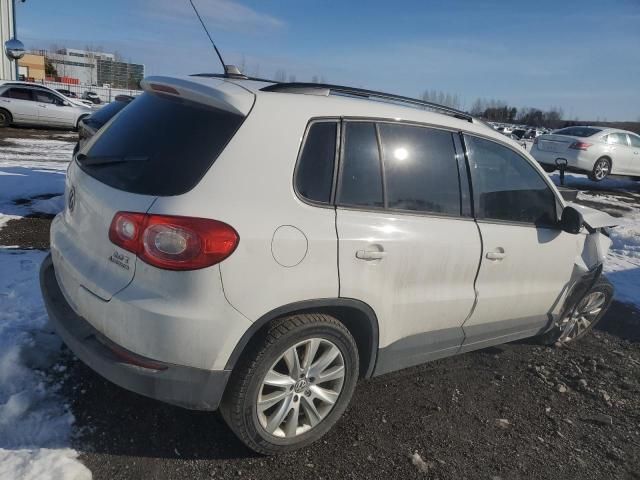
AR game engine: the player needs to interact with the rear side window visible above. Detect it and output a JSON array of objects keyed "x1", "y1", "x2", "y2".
[
  {"x1": 378, "y1": 124, "x2": 460, "y2": 215},
  {"x1": 2, "y1": 87, "x2": 32, "y2": 101},
  {"x1": 295, "y1": 122, "x2": 337, "y2": 203},
  {"x1": 553, "y1": 127, "x2": 601, "y2": 137},
  {"x1": 465, "y1": 135, "x2": 556, "y2": 226},
  {"x1": 79, "y1": 92, "x2": 244, "y2": 196},
  {"x1": 337, "y1": 122, "x2": 383, "y2": 208},
  {"x1": 606, "y1": 132, "x2": 629, "y2": 146}
]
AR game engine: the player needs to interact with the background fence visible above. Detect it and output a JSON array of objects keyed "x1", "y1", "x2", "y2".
[{"x1": 35, "y1": 79, "x2": 142, "y2": 104}]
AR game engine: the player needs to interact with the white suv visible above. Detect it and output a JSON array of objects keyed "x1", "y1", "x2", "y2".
[{"x1": 41, "y1": 75, "x2": 616, "y2": 454}]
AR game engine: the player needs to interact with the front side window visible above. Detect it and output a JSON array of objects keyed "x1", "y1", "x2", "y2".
[
  {"x1": 295, "y1": 121, "x2": 337, "y2": 204},
  {"x1": 378, "y1": 123, "x2": 460, "y2": 215},
  {"x1": 465, "y1": 135, "x2": 556, "y2": 226},
  {"x1": 3, "y1": 88, "x2": 33, "y2": 101},
  {"x1": 34, "y1": 90, "x2": 58, "y2": 104},
  {"x1": 337, "y1": 122, "x2": 383, "y2": 208},
  {"x1": 629, "y1": 134, "x2": 640, "y2": 148}
]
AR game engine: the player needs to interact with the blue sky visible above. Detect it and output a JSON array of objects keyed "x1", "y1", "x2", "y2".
[{"x1": 16, "y1": 0, "x2": 640, "y2": 120}]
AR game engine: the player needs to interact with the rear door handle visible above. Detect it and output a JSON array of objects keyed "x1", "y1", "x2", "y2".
[
  {"x1": 486, "y1": 249, "x2": 506, "y2": 260},
  {"x1": 356, "y1": 250, "x2": 385, "y2": 261}
]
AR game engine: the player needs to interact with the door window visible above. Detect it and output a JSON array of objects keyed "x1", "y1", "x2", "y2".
[
  {"x1": 295, "y1": 121, "x2": 337, "y2": 204},
  {"x1": 2, "y1": 88, "x2": 33, "y2": 101},
  {"x1": 465, "y1": 135, "x2": 557, "y2": 226},
  {"x1": 33, "y1": 90, "x2": 59, "y2": 104},
  {"x1": 378, "y1": 123, "x2": 460, "y2": 215},
  {"x1": 337, "y1": 122, "x2": 383, "y2": 208},
  {"x1": 629, "y1": 134, "x2": 640, "y2": 148}
]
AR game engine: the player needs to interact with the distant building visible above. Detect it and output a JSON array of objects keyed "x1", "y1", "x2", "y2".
[
  {"x1": 17, "y1": 53, "x2": 45, "y2": 81},
  {"x1": 97, "y1": 58, "x2": 144, "y2": 89},
  {"x1": 39, "y1": 48, "x2": 144, "y2": 88}
]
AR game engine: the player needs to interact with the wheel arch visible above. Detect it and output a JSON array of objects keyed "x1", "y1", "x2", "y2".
[
  {"x1": 0, "y1": 107, "x2": 13, "y2": 125},
  {"x1": 224, "y1": 298, "x2": 380, "y2": 379}
]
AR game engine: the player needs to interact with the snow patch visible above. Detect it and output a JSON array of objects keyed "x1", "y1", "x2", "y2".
[{"x1": 0, "y1": 250, "x2": 91, "y2": 479}]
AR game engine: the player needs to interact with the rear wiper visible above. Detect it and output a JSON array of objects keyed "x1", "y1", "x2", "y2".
[{"x1": 76, "y1": 153, "x2": 149, "y2": 166}]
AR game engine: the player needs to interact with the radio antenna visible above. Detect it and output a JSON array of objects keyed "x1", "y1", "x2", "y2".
[{"x1": 188, "y1": 0, "x2": 231, "y2": 75}]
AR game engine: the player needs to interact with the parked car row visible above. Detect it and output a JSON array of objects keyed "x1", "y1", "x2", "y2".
[{"x1": 55, "y1": 88, "x2": 103, "y2": 105}]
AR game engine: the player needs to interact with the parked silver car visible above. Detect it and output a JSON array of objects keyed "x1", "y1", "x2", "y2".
[
  {"x1": 532, "y1": 126, "x2": 640, "y2": 181},
  {"x1": 0, "y1": 81, "x2": 93, "y2": 130}
]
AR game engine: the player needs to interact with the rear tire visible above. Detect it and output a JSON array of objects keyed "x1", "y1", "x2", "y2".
[
  {"x1": 0, "y1": 108, "x2": 12, "y2": 127},
  {"x1": 589, "y1": 157, "x2": 611, "y2": 181},
  {"x1": 538, "y1": 277, "x2": 613, "y2": 346},
  {"x1": 220, "y1": 313, "x2": 359, "y2": 455}
]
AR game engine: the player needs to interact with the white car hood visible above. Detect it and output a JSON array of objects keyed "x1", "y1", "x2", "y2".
[{"x1": 569, "y1": 203, "x2": 619, "y2": 229}]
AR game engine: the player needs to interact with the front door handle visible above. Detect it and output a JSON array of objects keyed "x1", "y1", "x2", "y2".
[
  {"x1": 486, "y1": 248, "x2": 506, "y2": 260},
  {"x1": 356, "y1": 250, "x2": 385, "y2": 261}
]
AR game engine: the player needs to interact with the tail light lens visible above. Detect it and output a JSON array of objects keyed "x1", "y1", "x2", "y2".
[
  {"x1": 569, "y1": 141, "x2": 592, "y2": 151},
  {"x1": 109, "y1": 212, "x2": 239, "y2": 270}
]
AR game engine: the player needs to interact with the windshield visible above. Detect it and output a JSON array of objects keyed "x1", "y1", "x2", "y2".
[{"x1": 78, "y1": 92, "x2": 245, "y2": 196}]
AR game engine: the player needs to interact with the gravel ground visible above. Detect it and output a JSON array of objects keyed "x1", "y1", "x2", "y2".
[{"x1": 1, "y1": 127, "x2": 639, "y2": 479}]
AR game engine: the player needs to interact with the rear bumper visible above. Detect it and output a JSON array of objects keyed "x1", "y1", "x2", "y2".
[
  {"x1": 40, "y1": 254, "x2": 230, "y2": 411},
  {"x1": 531, "y1": 147, "x2": 593, "y2": 171}
]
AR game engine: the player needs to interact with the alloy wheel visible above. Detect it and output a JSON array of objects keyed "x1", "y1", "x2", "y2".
[
  {"x1": 256, "y1": 338, "x2": 345, "y2": 438},
  {"x1": 594, "y1": 160, "x2": 610, "y2": 180},
  {"x1": 557, "y1": 291, "x2": 607, "y2": 343}
]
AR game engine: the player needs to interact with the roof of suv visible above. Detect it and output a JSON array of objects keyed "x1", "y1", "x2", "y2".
[{"x1": 144, "y1": 74, "x2": 511, "y2": 146}]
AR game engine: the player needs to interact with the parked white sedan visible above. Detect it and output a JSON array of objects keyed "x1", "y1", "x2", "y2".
[
  {"x1": 0, "y1": 81, "x2": 93, "y2": 130},
  {"x1": 532, "y1": 126, "x2": 640, "y2": 181}
]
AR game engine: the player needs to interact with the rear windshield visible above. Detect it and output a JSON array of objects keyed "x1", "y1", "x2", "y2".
[
  {"x1": 552, "y1": 127, "x2": 602, "y2": 137},
  {"x1": 78, "y1": 92, "x2": 244, "y2": 196}
]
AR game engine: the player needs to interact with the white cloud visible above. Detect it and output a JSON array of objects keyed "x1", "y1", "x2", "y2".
[{"x1": 144, "y1": 0, "x2": 285, "y2": 32}]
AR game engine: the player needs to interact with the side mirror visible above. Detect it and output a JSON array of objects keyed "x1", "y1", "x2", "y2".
[{"x1": 559, "y1": 206, "x2": 583, "y2": 234}]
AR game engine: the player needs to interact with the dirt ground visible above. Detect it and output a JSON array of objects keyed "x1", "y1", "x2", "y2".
[{"x1": 2, "y1": 127, "x2": 639, "y2": 479}]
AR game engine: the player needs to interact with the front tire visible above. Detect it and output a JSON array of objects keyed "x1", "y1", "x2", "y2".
[
  {"x1": 589, "y1": 157, "x2": 611, "y2": 181},
  {"x1": 220, "y1": 313, "x2": 359, "y2": 455},
  {"x1": 539, "y1": 277, "x2": 613, "y2": 346},
  {"x1": 0, "y1": 108, "x2": 12, "y2": 127}
]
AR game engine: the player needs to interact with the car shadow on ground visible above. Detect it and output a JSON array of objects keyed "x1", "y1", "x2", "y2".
[{"x1": 60, "y1": 353, "x2": 256, "y2": 461}]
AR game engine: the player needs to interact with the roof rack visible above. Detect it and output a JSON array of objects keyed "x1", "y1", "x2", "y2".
[{"x1": 261, "y1": 82, "x2": 474, "y2": 123}]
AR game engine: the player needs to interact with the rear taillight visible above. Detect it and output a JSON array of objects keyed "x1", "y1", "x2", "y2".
[
  {"x1": 569, "y1": 141, "x2": 592, "y2": 151},
  {"x1": 109, "y1": 212, "x2": 239, "y2": 271}
]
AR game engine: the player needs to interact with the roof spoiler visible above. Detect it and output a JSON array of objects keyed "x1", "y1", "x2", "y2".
[{"x1": 140, "y1": 76, "x2": 254, "y2": 116}]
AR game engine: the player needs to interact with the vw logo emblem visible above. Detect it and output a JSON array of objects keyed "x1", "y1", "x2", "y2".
[
  {"x1": 68, "y1": 186, "x2": 76, "y2": 212},
  {"x1": 293, "y1": 378, "x2": 309, "y2": 393}
]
